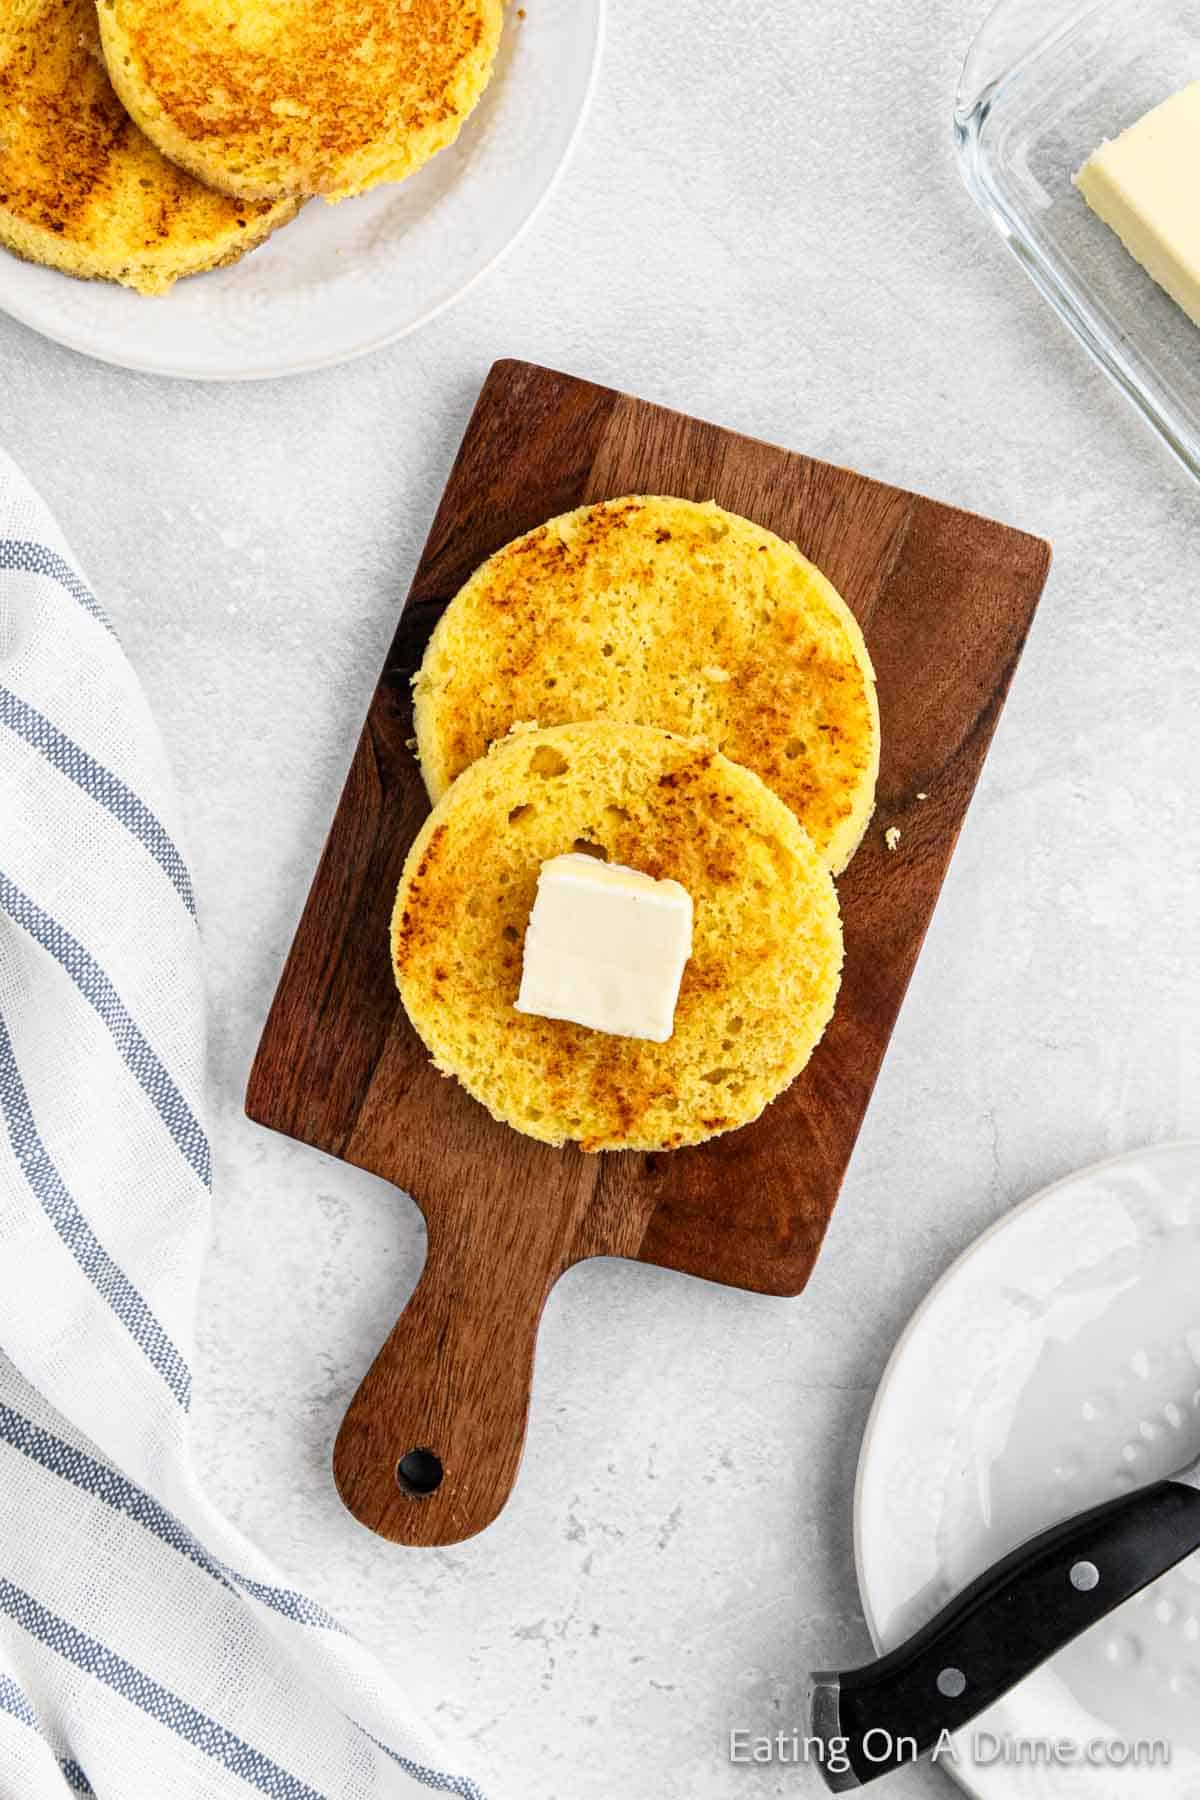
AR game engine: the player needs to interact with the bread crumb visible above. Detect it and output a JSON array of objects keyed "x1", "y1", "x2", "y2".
[
  {"x1": 517, "y1": 5, "x2": 526, "y2": 15},
  {"x1": 405, "y1": 737, "x2": 419, "y2": 753},
  {"x1": 884, "y1": 826, "x2": 901, "y2": 851}
]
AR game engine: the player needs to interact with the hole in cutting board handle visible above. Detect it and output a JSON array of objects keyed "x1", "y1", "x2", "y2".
[{"x1": 396, "y1": 1448, "x2": 444, "y2": 1498}]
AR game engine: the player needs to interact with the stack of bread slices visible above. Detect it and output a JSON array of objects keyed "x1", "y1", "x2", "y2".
[
  {"x1": 0, "y1": 0, "x2": 501, "y2": 294},
  {"x1": 393, "y1": 495, "x2": 882, "y2": 1154}
]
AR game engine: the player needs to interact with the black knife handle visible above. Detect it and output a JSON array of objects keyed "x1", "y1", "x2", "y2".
[{"x1": 809, "y1": 1479, "x2": 1200, "y2": 1790}]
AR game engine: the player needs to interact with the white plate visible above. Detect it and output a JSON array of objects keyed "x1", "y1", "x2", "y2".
[
  {"x1": 0, "y1": 0, "x2": 603, "y2": 380},
  {"x1": 856, "y1": 1143, "x2": 1200, "y2": 1800}
]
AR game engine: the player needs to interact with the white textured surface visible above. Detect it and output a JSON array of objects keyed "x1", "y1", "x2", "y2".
[
  {"x1": 3, "y1": 1, "x2": 1200, "y2": 1795},
  {"x1": 859, "y1": 1143, "x2": 1200, "y2": 1800}
]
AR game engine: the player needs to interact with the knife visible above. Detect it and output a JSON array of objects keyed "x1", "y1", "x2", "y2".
[{"x1": 808, "y1": 1450, "x2": 1200, "y2": 1790}]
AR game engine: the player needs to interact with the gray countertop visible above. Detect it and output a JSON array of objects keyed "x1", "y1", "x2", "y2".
[{"x1": 5, "y1": 2, "x2": 1199, "y2": 1795}]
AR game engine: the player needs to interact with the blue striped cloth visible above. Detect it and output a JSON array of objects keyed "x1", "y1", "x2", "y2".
[{"x1": 0, "y1": 450, "x2": 486, "y2": 1800}]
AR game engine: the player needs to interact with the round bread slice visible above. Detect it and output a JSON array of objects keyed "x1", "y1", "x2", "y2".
[
  {"x1": 96, "y1": 0, "x2": 503, "y2": 202},
  {"x1": 392, "y1": 720, "x2": 843, "y2": 1153},
  {"x1": 413, "y1": 495, "x2": 880, "y2": 875},
  {"x1": 0, "y1": 0, "x2": 298, "y2": 296}
]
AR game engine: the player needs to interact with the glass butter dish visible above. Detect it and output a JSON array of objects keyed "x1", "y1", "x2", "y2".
[{"x1": 957, "y1": 0, "x2": 1200, "y2": 484}]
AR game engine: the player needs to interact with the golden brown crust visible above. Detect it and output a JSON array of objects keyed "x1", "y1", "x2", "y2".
[
  {"x1": 393, "y1": 721, "x2": 843, "y2": 1153},
  {"x1": 0, "y1": 0, "x2": 298, "y2": 293},
  {"x1": 413, "y1": 496, "x2": 880, "y2": 875},
  {"x1": 96, "y1": 0, "x2": 504, "y2": 201}
]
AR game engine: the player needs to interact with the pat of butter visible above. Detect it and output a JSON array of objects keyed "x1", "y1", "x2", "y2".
[
  {"x1": 1075, "y1": 80, "x2": 1200, "y2": 331},
  {"x1": 515, "y1": 853, "x2": 693, "y2": 1043}
]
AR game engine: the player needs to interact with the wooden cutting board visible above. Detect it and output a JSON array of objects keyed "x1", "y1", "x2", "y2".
[{"x1": 246, "y1": 359, "x2": 1051, "y2": 1547}]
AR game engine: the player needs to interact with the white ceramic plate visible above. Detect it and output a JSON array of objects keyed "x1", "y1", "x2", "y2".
[
  {"x1": 0, "y1": 0, "x2": 603, "y2": 380},
  {"x1": 856, "y1": 1143, "x2": 1200, "y2": 1800}
]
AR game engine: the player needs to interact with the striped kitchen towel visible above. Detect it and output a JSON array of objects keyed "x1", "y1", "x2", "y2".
[{"x1": 0, "y1": 448, "x2": 486, "y2": 1800}]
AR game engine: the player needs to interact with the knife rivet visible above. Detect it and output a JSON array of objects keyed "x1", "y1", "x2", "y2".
[
  {"x1": 1070, "y1": 1560, "x2": 1100, "y2": 1592},
  {"x1": 937, "y1": 1667, "x2": 967, "y2": 1699}
]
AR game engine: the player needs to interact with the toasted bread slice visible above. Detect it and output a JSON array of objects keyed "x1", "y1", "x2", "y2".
[
  {"x1": 96, "y1": 0, "x2": 503, "y2": 202},
  {"x1": 0, "y1": 0, "x2": 298, "y2": 295},
  {"x1": 393, "y1": 721, "x2": 843, "y2": 1153},
  {"x1": 413, "y1": 496, "x2": 880, "y2": 875}
]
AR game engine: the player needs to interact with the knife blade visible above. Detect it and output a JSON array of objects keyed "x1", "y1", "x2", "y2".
[{"x1": 807, "y1": 1449, "x2": 1200, "y2": 1791}]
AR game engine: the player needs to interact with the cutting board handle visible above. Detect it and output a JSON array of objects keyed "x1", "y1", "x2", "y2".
[{"x1": 332, "y1": 1215, "x2": 556, "y2": 1546}]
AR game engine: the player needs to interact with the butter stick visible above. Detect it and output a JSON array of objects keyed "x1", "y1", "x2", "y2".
[{"x1": 1075, "y1": 79, "x2": 1200, "y2": 331}]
